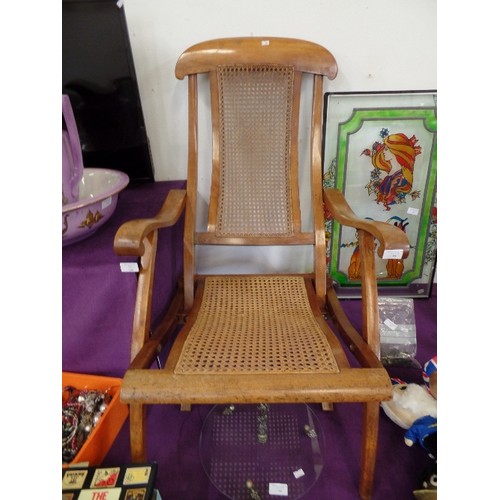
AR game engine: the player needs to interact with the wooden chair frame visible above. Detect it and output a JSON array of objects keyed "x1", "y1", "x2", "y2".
[{"x1": 114, "y1": 37, "x2": 409, "y2": 500}]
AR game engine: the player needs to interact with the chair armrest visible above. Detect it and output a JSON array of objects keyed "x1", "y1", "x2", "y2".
[
  {"x1": 114, "y1": 189, "x2": 186, "y2": 256},
  {"x1": 323, "y1": 188, "x2": 410, "y2": 260}
]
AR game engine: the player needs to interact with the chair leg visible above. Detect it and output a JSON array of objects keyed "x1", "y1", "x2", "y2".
[
  {"x1": 359, "y1": 401, "x2": 380, "y2": 500},
  {"x1": 129, "y1": 403, "x2": 147, "y2": 463}
]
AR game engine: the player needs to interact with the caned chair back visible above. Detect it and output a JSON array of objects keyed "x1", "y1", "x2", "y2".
[{"x1": 175, "y1": 37, "x2": 337, "y2": 308}]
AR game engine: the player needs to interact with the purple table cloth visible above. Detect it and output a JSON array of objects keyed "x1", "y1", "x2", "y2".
[
  {"x1": 62, "y1": 182, "x2": 437, "y2": 498},
  {"x1": 62, "y1": 180, "x2": 185, "y2": 377}
]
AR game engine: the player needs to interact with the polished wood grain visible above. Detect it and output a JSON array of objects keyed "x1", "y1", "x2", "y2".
[
  {"x1": 121, "y1": 369, "x2": 392, "y2": 405},
  {"x1": 175, "y1": 37, "x2": 338, "y2": 80},
  {"x1": 311, "y1": 74, "x2": 327, "y2": 305},
  {"x1": 359, "y1": 402, "x2": 380, "y2": 500},
  {"x1": 114, "y1": 189, "x2": 186, "y2": 257}
]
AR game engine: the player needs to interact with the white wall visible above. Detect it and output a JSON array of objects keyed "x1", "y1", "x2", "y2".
[
  {"x1": 122, "y1": 0, "x2": 436, "y2": 274},
  {"x1": 123, "y1": 0, "x2": 436, "y2": 181}
]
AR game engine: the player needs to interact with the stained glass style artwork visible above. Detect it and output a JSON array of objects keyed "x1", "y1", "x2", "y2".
[{"x1": 323, "y1": 91, "x2": 437, "y2": 298}]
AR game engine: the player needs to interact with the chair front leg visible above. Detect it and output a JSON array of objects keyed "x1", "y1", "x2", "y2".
[
  {"x1": 129, "y1": 403, "x2": 147, "y2": 463},
  {"x1": 359, "y1": 401, "x2": 380, "y2": 500}
]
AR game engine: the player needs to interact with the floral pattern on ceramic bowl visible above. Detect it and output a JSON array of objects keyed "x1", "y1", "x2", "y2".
[{"x1": 62, "y1": 168, "x2": 129, "y2": 247}]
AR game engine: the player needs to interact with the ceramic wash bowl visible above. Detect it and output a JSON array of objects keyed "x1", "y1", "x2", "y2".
[{"x1": 62, "y1": 168, "x2": 129, "y2": 247}]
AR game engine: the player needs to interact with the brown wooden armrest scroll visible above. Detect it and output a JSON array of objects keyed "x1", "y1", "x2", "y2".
[
  {"x1": 323, "y1": 188, "x2": 410, "y2": 260},
  {"x1": 114, "y1": 189, "x2": 186, "y2": 256}
]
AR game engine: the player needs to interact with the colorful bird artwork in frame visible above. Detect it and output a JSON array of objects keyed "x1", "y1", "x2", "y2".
[{"x1": 322, "y1": 92, "x2": 437, "y2": 296}]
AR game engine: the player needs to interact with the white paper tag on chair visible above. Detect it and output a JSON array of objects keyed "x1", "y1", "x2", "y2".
[
  {"x1": 120, "y1": 262, "x2": 139, "y2": 273},
  {"x1": 382, "y1": 249, "x2": 404, "y2": 260},
  {"x1": 269, "y1": 483, "x2": 288, "y2": 496}
]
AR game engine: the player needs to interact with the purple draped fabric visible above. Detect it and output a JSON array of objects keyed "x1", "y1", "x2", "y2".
[
  {"x1": 62, "y1": 181, "x2": 185, "y2": 377},
  {"x1": 63, "y1": 181, "x2": 437, "y2": 499}
]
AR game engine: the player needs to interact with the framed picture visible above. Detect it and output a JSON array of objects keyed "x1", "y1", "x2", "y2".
[{"x1": 322, "y1": 91, "x2": 437, "y2": 298}]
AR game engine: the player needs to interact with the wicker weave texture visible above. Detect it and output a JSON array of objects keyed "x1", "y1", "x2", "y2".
[
  {"x1": 216, "y1": 65, "x2": 294, "y2": 237},
  {"x1": 174, "y1": 276, "x2": 340, "y2": 374}
]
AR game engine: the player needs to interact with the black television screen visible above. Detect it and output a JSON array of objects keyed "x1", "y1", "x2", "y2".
[{"x1": 62, "y1": 0, "x2": 155, "y2": 182}]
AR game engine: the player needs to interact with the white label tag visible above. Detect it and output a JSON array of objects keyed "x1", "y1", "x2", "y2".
[
  {"x1": 407, "y1": 206, "x2": 419, "y2": 216},
  {"x1": 383, "y1": 318, "x2": 398, "y2": 330},
  {"x1": 120, "y1": 262, "x2": 139, "y2": 273},
  {"x1": 102, "y1": 196, "x2": 113, "y2": 209},
  {"x1": 261, "y1": 40, "x2": 270, "y2": 46},
  {"x1": 293, "y1": 469, "x2": 305, "y2": 479},
  {"x1": 269, "y1": 483, "x2": 288, "y2": 496},
  {"x1": 382, "y1": 249, "x2": 404, "y2": 260}
]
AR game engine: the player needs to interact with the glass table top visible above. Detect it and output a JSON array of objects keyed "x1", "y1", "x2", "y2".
[{"x1": 200, "y1": 404, "x2": 324, "y2": 499}]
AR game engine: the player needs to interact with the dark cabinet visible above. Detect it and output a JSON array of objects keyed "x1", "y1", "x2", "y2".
[{"x1": 62, "y1": 0, "x2": 155, "y2": 183}]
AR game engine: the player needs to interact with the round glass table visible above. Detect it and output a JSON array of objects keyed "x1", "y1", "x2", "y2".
[{"x1": 200, "y1": 403, "x2": 324, "y2": 499}]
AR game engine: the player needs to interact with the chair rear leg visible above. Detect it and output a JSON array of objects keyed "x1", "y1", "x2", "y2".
[
  {"x1": 359, "y1": 401, "x2": 380, "y2": 500},
  {"x1": 129, "y1": 403, "x2": 147, "y2": 462}
]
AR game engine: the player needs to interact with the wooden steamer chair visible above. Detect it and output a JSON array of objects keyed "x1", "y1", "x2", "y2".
[{"x1": 114, "y1": 37, "x2": 409, "y2": 499}]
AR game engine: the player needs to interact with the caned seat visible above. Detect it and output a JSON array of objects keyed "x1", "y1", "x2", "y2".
[{"x1": 114, "y1": 37, "x2": 410, "y2": 500}]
